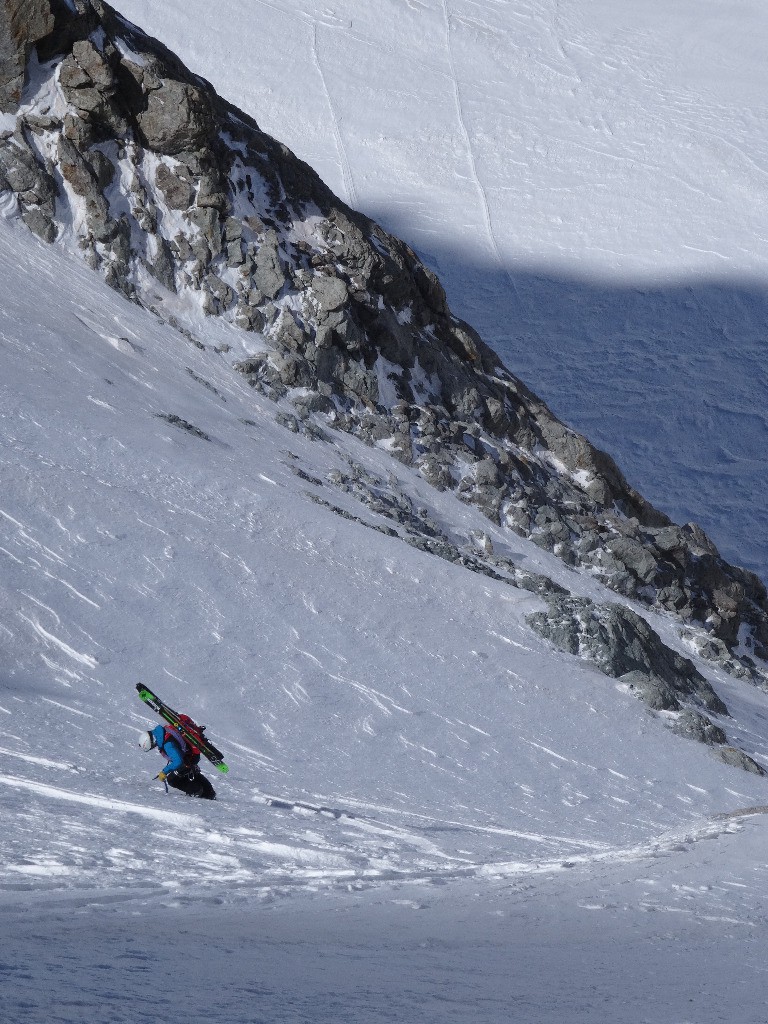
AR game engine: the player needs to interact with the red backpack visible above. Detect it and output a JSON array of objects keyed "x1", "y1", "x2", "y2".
[
  {"x1": 159, "y1": 717, "x2": 205, "y2": 766},
  {"x1": 176, "y1": 713, "x2": 206, "y2": 755}
]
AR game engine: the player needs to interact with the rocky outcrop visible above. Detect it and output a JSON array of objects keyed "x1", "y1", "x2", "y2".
[
  {"x1": 527, "y1": 594, "x2": 764, "y2": 772},
  {"x1": 2, "y1": 0, "x2": 768, "y2": 682},
  {"x1": 528, "y1": 595, "x2": 726, "y2": 715}
]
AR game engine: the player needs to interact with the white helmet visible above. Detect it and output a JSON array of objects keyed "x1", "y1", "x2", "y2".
[{"x1": 139, "y1": 730, "x2": 156, "y2": 752}]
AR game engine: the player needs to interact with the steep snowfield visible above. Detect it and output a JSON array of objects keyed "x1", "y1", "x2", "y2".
[
  {"x1": 5, "y1": 211, "x2": 765, "y2": 883},
  {"x1": 4, "y1": 193, "x2": 768, "y2": 1021},
  {"x1": 5, "y1": 1, "x2": 768, "y2": 1020},
  {"x1": 113, "y1": 0, "x2": 768, "y2": 581}
]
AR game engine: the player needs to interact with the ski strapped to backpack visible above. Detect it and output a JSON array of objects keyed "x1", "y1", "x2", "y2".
[{"x1": 136, "y1": 683, "x2": 229, "y2": 773}]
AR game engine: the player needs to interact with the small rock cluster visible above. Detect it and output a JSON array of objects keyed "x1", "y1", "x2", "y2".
[
  {"x1": 527, "y1": 594, "x2": 764, "y2": 773},
  {"x1": 286, "y1": 450, "x2": 763, "y2": 769},
  {"x1": 2, "y1": 0, "x2": 768, "y2": 677}
]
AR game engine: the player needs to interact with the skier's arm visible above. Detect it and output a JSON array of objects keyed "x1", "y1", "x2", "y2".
[{"x1": 159, "y1": 737, "x2": 186, "y2": 776}]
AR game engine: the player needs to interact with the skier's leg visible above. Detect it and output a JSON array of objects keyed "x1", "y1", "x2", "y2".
[
  {"x1": 194, "y1": 772, "x2": 216, "y2": 800},
  {"x1": 169, "y1": 768, "x2": 216, "y2": 799},
  {"x1": 167, "y1": 772, "x2": 195, "y2": 796}
]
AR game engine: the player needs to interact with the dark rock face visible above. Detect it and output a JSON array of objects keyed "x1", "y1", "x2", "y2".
[
  {"x1": 0, "y1": 0, "x2": 55, "y2": 112},
  {"x1": 2, "y1": 0, "x2": 768, "y2": 688},
  {"x1": 0, "y1": 132, "x2": 57, "y2": 240},
  {"x1": 137, "y1": 78, "x2": 212, "y2": 155}
]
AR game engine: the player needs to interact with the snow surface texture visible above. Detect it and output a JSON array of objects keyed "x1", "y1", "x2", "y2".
[
  {"x1": 114, "y1": 0, "x2": 768, "y2": 584},
  {"x1": 4, "y1": 189, "x2": 768, "y2": 1021},
  {"x1": 4, "y1": 2, "x2": 768, "y2": 1021}
]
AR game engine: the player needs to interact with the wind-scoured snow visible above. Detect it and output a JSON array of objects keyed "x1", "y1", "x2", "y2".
[{"x1": 4, "y1": 1, "x2": 768, "y2": 1021}]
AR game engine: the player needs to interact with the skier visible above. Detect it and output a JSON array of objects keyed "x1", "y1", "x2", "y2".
[{"x1": 139, "y1": 723, "x2": 216, "y2": 800}]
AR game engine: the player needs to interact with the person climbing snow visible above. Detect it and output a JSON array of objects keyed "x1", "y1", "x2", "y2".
[{"x1": 139, "y1": 722, "x2": 216, "y2": 800}]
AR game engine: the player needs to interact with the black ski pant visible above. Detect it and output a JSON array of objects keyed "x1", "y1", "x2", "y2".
[{"x1": 168, "y1": 767, "x2": 216, "y2": 800}]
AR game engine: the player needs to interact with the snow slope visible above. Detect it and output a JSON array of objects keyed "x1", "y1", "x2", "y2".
[
  {"x1": 4, "y1": 183, "x2": 768, "y2": 1020},
  {"x1": 112, "y1": 0, "x2": 768, "y2": 581},
  {"x1": 4, "y1": 2, "x2": 768, "y2": 1020}
]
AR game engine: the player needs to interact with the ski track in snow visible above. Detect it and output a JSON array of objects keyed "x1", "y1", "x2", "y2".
[
  {"x1": 312, "y1": 22, "x2": 359, "y2": 210},
  {"x1": 0, "y1": 756, "x2": 761, "y2": 907},
  {"x1": 439, "y1": 0, "x2": 521, "y2": 308}
]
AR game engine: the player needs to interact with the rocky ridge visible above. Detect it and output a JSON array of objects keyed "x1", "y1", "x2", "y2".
[{"x1": 1, "y1": 0, "x2": 767, "y2": 765}]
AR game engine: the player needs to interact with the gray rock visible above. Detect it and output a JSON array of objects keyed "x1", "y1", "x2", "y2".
[
  {"x1": 311, "y1": 273, "x2": 348, "y2": 313},
  {"x1": 0, "y1": 136, "x2": 51, "y2": 196},
  {"x1": 102, "y1": 217, "x2": 132, "y2": 290},
  {"x1": 155, "y1": 162, "x2": 193, "y2": 209},
  {"x1": 57, "y1": 48, "x2": 129, "y2": 137},
  {"x1": 253, "y1": 230, "x2": 286, "y2": 299},
  {"x1": 342, "y1": 360, "x2": 378, "y2": 405},
  {"x1": 417, "y1": 455, "x2": 454, "y2": 492},
  {"x1": 88, "y1": 148, "x2": 115, "y2": 189},
  {"x1": 21, "y1": 112, "x2": 57, "y2": 133},
  {"x1": 360, "y1": 414, "x2": 394, "y2": 442},
  {"x1": 57, "y1": 134, "x2": 98, "y2": 196},
  {"x1": 224, "y1": 217, "x2": 242, "y2": 242},
  {"x1": 204, "y1": 272, "x2": 233, "y2": 308},
  {"x1": 0, "y1": 135, "x2": 57, "y2": 238},
  {"x1": 234, "y1": 302, "x2": 266, "y2": 333},
  {"x1": 275, "y1": 412, "x2": 300, "y2": 433},
  {"x1": 411, "y1": 259, "x2": 448, "y2": 316},
  {"x1": 619, "y1": 671, "x2": 681, "y2": 712},
  {"x1": 226, "y1": 239, "x2": 244, "y2": 267},
  {"x1": 713, "y1": 747, "x2": 766, "y2": 775},
  {"x1": 156, "y1": 412, "x2": 210, "y2": 441},
  {"x1": 137, "y1": 79, "x2": 213, "y2": 155},
  {"x1": 186, "y1": 206, "x2": 221, "y2": 257},
  {"x1": 275, "y1": 312, "x2": 309, "y2": 353},
  {"x1": 196, "y1": 173, "x2": 227, "y2": 210},
  {"x1": 451, "y1": 386, "x2": 482, "y2": 420},
  {"x1": 71, "y1": 40, "x2": 114, "y2": 91},
  {"x1": 334, "y1": 314, "x2": 365, "y2": 354},
  {"x1": 681, "y1": 522, "x2": 720, "y2": 557},
  {"x1": 405, "y1": 534, "x2": 460, "y2": 562},
  {"x1": 513, "y1": 570, "x2": 569, "y2": 599},
  {"x1": 505, "y1": 506, "x2": 531, "y2": 535},
  {"x1": 670, "y1": 709, "x2": 727, "y2": 746},
  {"x1": 527, "y1": 595, "x2": 728, "y2": 716},
  {"x1": 475, "y1": 458, "x2": 500, "y2": 488},
  {"x1": 0, "y1": 0, "x2": 55, "y2": 112},
  {"x1": 293, "y1": 393, "x2": 336, "y2": 417},
  {"x1": 58, "y1": 55, "x2": 92, "y2": 92},
  {"x1": 234, "y1": 355, "x2": 269, "y2": 376},
  {"x1": 85, "y1": 193, "x2": 117, "y2": 242},
  {"x1": 607, "y1": 536, "x2": 659, "y2": 584},
  {"x1": 20, "y1": 203, "x2": 56, "y2": 241},
  {"x1": 271, "y1": 352, "x2": 313, "y2": 389},
  {"x1": 147, "y1": 236, "x2": 176, "y2": 292},
  {"x1": 651, "y1": 526, "x2": 685, "y2": 554}
]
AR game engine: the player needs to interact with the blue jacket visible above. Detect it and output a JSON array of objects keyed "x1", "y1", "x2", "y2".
[{"x1": 150, "y1": 724, "x2": 186, "y2": 775}]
